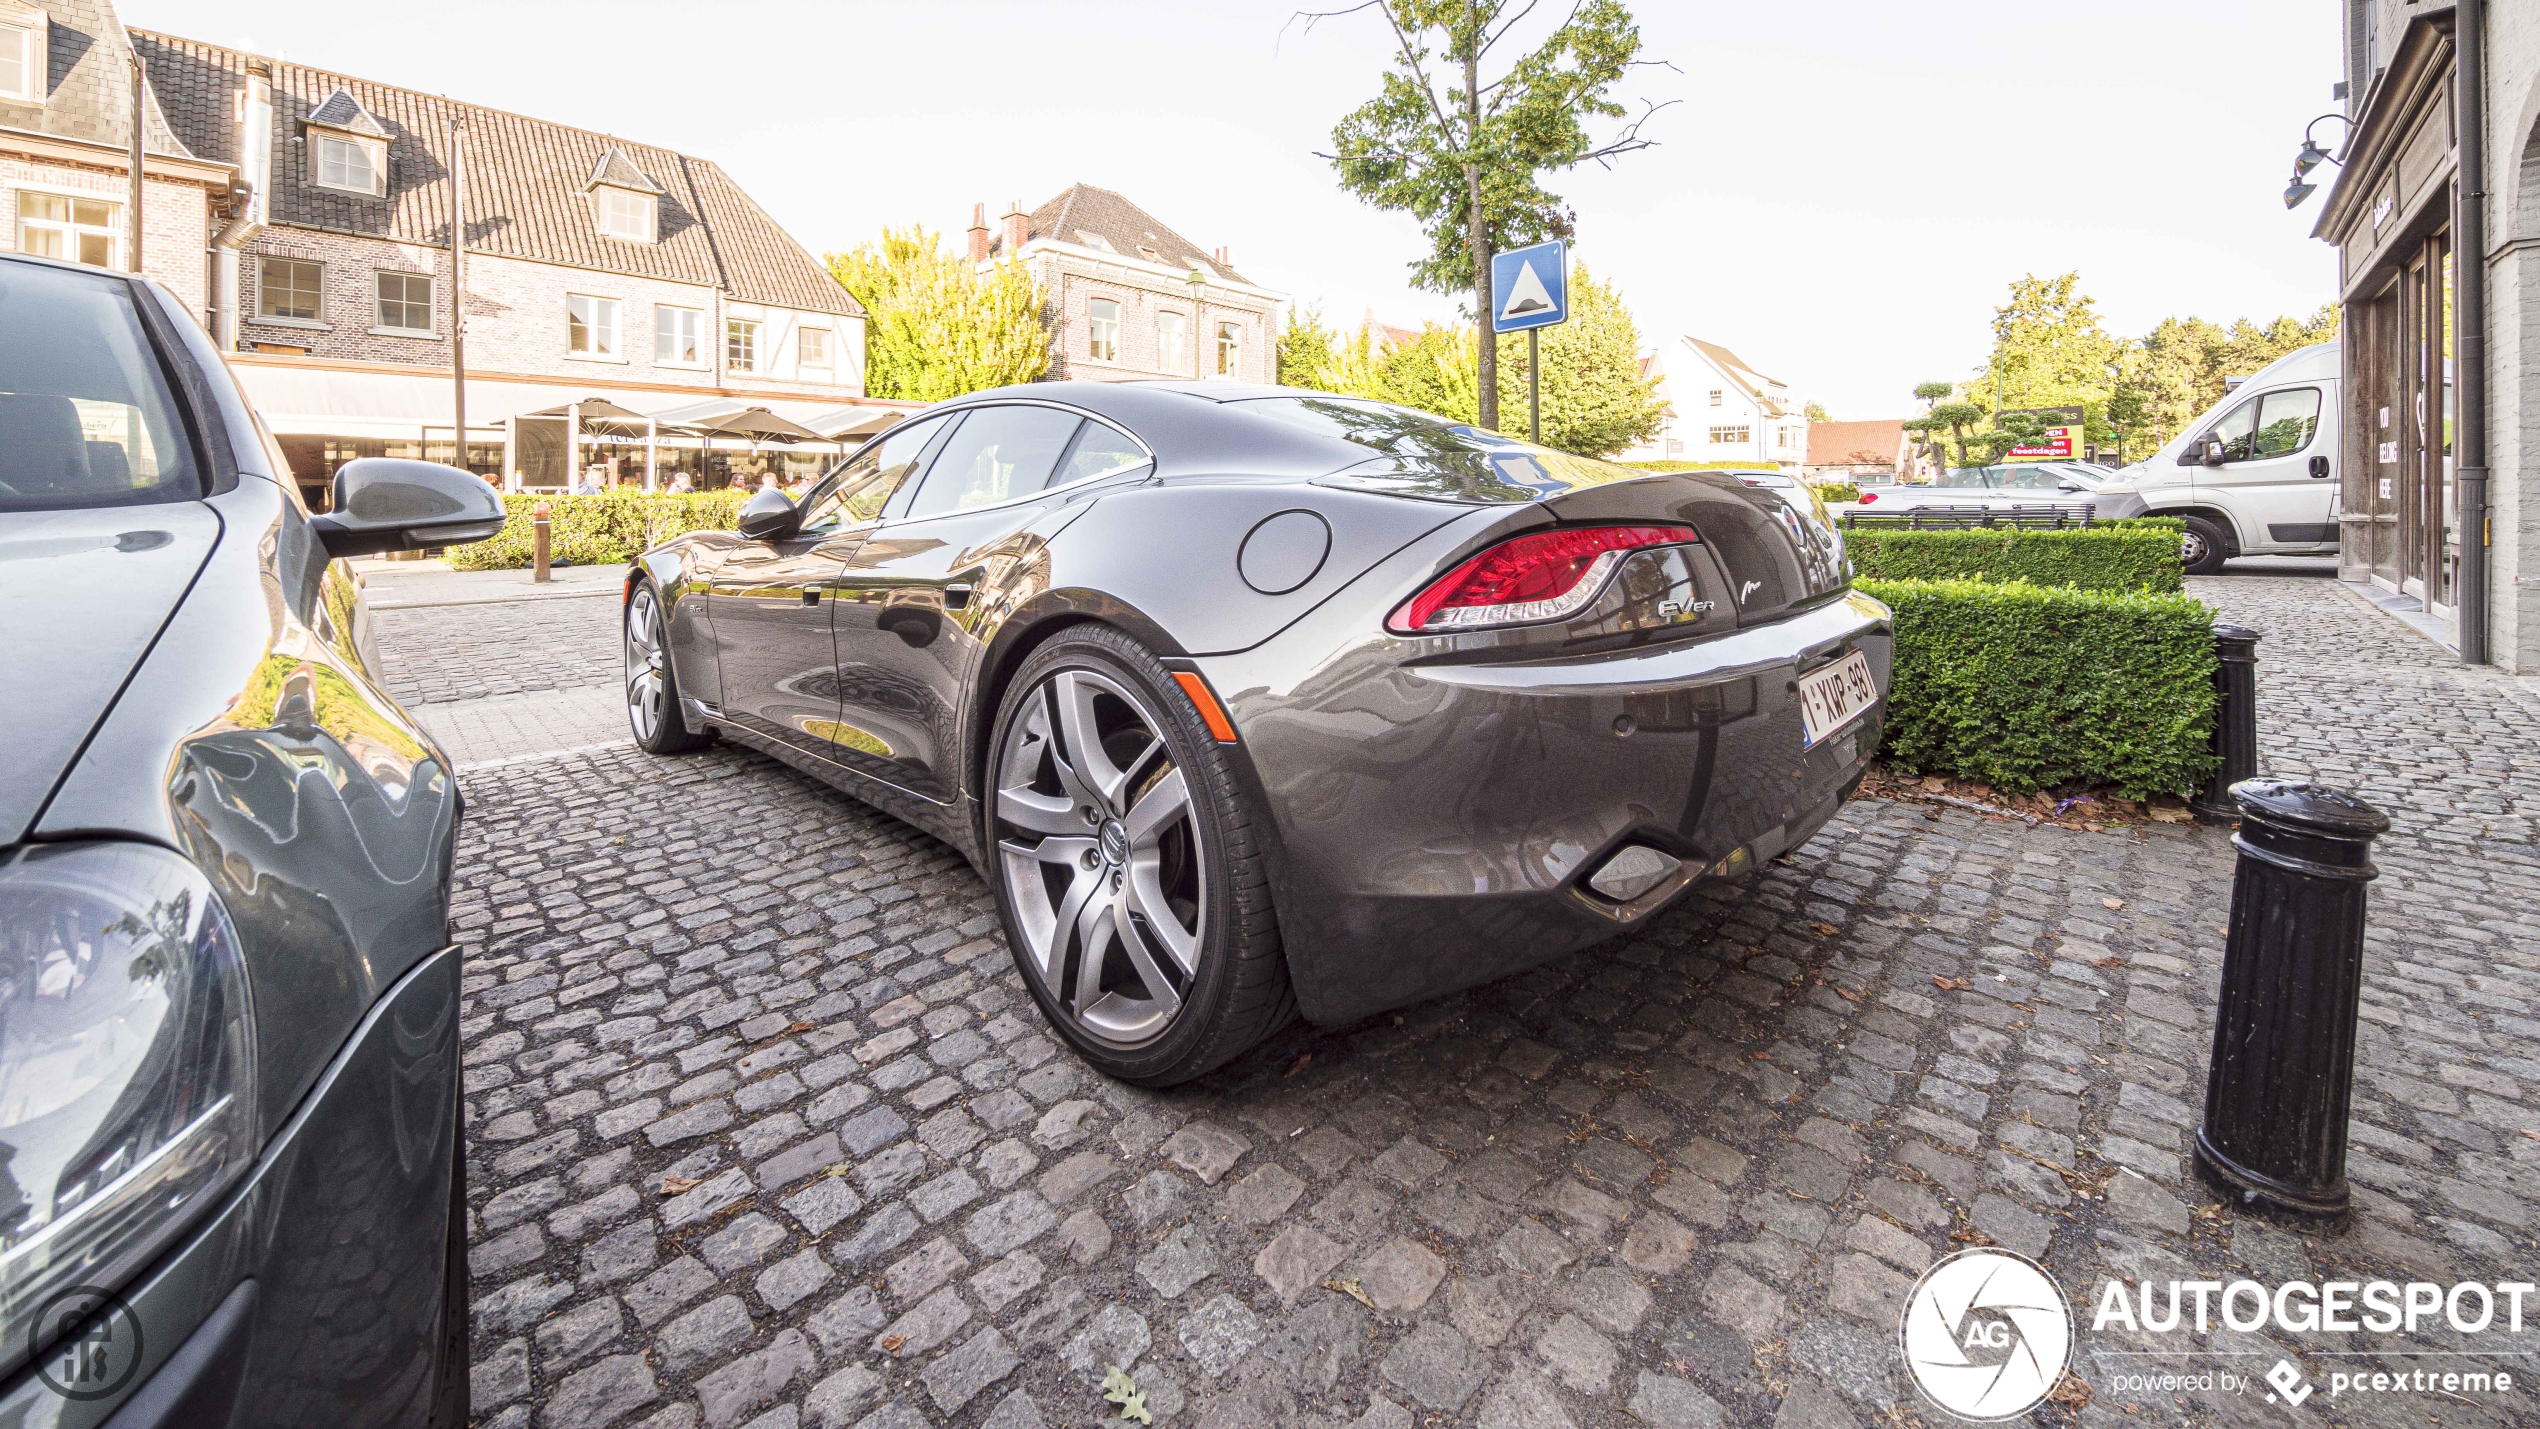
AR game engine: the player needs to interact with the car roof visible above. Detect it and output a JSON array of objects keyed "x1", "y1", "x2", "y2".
[{"x1": 909, "y1": 381, "x2": 1397, "y2": 480}]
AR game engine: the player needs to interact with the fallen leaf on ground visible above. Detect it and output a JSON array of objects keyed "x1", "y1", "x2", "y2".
[
  {"x1": 660, "y1": 1174, "x2": 702, "y2": 1196},
  {"x1": 1809, "y1": 921, "x2": 1839, "y2": 937},
  {"x1": 1323, "y1": 1277, "x2": 1378, "y2": 1311},
  {"x1": 880, "y1": 1334, "x2": 907, "y2": 1356},
  {"x1": 1932, "y1": 975, "x2": 1971, "y2": 992},
  {"x1": 1285, "y1": 1054, "x2": 1312, "y2": 1078},
  {"x1": 2092, "y1": 956, "x2": 2127, "y2": 969},
  {"x1": 2047, "y1": 1373, "x2": 2094, "y2": 1408},
  {"x1": 2102, "y1": 897, "x2": 2125, "y2": 911},
  {"x1": 1832, "y1": 985, "x2": 1863, "y2": 1003}
]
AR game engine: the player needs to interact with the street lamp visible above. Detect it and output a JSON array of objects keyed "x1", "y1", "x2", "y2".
[
  {"x1": 1186, "y1": 268, "x2": 1207, "y2": 379},
  {"x1": 2283, "y1": 113, "x2": 2350, "y2": 210}
]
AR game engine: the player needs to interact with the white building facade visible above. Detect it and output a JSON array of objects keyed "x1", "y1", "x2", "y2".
[{"x1": 1618, "y1": 336, "x2": 1806, "y2": 470}]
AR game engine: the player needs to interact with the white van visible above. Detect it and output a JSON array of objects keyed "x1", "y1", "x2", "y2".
[{"x1": 2092, "y1": 340, "x2": 2339, "y2": 574}]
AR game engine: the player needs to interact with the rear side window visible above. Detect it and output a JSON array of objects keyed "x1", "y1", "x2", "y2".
[
  {"x1": 0, "y1": 261, "x2": 198, "y2": 511},
  {"x1": 1052, "y1": 420, "x2": 1150, "y2": 484},
  {"x1": 904, "y1": 404, "x2": 1084, "y2": 518},
  {"x1": 801, "y1": 415, "x2": 949, "y2": 531}
]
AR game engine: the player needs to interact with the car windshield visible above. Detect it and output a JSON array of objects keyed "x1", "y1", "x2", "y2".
[
  {"x1": 1935, "y1": 468, "x2": 1999, "y2": 488},
  {"x1": 0, "y1": 261, "x2": 199, "y2": 512}
]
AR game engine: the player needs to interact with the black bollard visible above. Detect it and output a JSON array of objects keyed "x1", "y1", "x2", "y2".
[
  {"x1": 2190, "y1": 624, "x2": 2262, "y2": 824},
  {"x1": 2193, "y1": 779, "x2": 2390, "y2": 1219}
]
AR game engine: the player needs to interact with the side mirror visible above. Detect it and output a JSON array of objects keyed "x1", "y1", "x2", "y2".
[
  {"x1": 2201, "y1": 440, "x2": 2228, "y2": 466},
  {"x1": 2058, "y1": 482, "x2": 2083, "y2": 493},
  {"x1": 311, "y1": 458, "x2": 504, "y2": 559},
  {"x1": 736, "y1": 486, "x2": 802, "y2": 541}
]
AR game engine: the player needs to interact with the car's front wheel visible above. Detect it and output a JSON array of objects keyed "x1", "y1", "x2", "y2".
[
  {"x1": 2179, "y1": 515, "x2": 2231, "y2": 576},
  {"x1": 627, "y1": 579, "x2": 713, "y2": 753},
  {"x1": 986, "y1": 627, "x2": 1291, "y2": 1085}
]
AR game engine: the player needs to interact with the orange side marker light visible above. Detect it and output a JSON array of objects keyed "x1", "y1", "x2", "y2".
[{"x1": 1171, "y1": 671, "x2": 1239, "y2": 744}]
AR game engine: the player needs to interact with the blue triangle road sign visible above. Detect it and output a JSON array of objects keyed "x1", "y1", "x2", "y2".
[{"x1": 1490, "y1": 240, "x2": 1568, "y2": 333}]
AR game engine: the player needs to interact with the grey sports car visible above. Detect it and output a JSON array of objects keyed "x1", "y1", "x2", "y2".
[{"x1": 626, "y1": 383, "x2": 1891, "y2": 1084}]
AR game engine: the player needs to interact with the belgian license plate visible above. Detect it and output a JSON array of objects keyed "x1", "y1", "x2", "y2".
[{"x1": 1797, "y1": 649, "x2": 1878, "y2": 748}]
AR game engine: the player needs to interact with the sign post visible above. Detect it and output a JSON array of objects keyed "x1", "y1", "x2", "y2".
[{"x1": 1490, "y1": 240, "x2": 1568, "y2": 442}]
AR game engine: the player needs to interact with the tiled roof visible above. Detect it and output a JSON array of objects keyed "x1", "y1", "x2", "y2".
[
  {"x1": 1000, "y1": 183, "x2": 1252, "y2": 285},
  {"x1": 1805, "y1": 419, "x2": 1907, "y2": 466},
  {"x1": 131, "y1": 30, "x2": 860, "y2": 318},
  {"x1": 588, "y1": 148, "x2": 662, "y2": 195},
  {"x1": 304, "y1": 86, "x2": 387, "y2": 137},
  {"x1": 3, "y1": 1, "x2": 190, "y2": 155}
]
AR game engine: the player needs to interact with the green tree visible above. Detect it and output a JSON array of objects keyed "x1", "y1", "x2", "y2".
[
  {"x1": 1803, "y1": 400, "x2": 1832, "y2": 423},
  {"x1": 1276, "y1": 305, "x2": 1341, "y2": 388},
  {"x1": 1310, "y1": 0, "x2": 1664, "y2": 430},
  {"x1": 826, "y1": 226, "x2": 1047, "y2": 401},
  {"x1": 1965, "y1": 272, "x2": 2123, "y2": 450},
  {"x1": 2108, "y1": 306, "x2": 2340, "y2": 460}
]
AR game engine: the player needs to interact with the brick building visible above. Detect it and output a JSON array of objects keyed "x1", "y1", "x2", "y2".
[
  {"x1": 3, "y1": 0, "x2": 905, "y2": 502},
  {"x1": 967, "y1": 185, "x2": 1284, "y2": 385},
  {"x1": 2309, "y1": 0, "x2": 2538, "y2": 668}
]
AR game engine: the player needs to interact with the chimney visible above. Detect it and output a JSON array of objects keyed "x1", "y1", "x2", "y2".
[
  {"x1": 966, "y1": 203, "x2": 990, "y2": 263},
  {"x1": 1001, "y1": 200, "x2": 1029, "y2": 256},
  {"x1": 1215, "y1": 245, "x2": 1229, "y2": 268}
]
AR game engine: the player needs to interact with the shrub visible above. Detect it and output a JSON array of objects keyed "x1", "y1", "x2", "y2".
[
  {"x1": 444, "y1": 491, "x2": 748, "y2": 571},
  {"x1": 1812, "y1": 482, "x2": 1860, "y2": 504},
  {"x1": 1857, "y1": 577, "x2": 2217, "y2": 798},
  {"x1": 1846, "y1": 526, "x2": 2183, "y2": 592}
]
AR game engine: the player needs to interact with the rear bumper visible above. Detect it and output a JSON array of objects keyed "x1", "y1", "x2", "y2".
[{"x1": 1202, "y1": 592, "x2": 1890, "y2": 1025}]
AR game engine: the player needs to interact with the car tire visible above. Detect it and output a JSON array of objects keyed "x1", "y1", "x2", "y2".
[
  {"x1": 426, "y1": 1102, "x2": 469, "y2": 1428},
  {"x1": 2178, "y1": 515, "x2": 2231, "y2": 576},
  {"x1": 985, "y1": 626, "x2": 1293, "y2": 1086},
  {"x1": 627, "y1": 578, "x2": 714, "y2": 754}
]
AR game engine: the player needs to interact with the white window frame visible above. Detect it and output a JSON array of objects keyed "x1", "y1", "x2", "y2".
[
  {"x1": 726, "y1": 317, "x2": 759, "y2": 373},
  {"x1": 372, "y1": 269, "x2": 434, "y2": 334},
  {"x1": 311, "y1": 131, "x2": 384, "y2": 197},
  {"x1": 0, "y1": 16, "x2": 42, "y2": 103},
  {"x1": 18, "y1": 191, "x2": 121, "y2": 270},
  {"x1": 798, "y1": 325, "x2": 832, "y2": 375},
  {"x1": 592, "y1": 187, "x2": 655, "y2": 243},
  {"x1": 1086, "y1": 298, "x2": 1119, "y2": 363},
  {"x1": 1708, "y1": 389, "x2": 1724, "y2": 407},
  {"x1": 654, "y1": 305, "x2": 704, "y2": 366},
  {"x1": 1707, "y1": 424, "x2": 1751, "y2": 445},
  {"x1": 254, "y1": 255, "x2": 324, "y2": 323},
  {"x1": 1156, "y1": 310, "x2": 1188, "y2": 373},
  {"x1": 1214, "y1": 320, "x2": 1240, "y2": 379},
  {"x1": 567, "y1": 294, "x2": 622, "y2": 359}
]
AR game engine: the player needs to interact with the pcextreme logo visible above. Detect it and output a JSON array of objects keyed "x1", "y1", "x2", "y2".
[{"x1": 1899, "y1": 1248, "x2": 2073, "y2": 1420}]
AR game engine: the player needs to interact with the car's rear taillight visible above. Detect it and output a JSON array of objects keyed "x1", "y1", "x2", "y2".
[
  {"x1": 1857, "y1": 490, "x2": 1879, "y2": 505},
  {"x1": 1387, "y1": 524, "x2": 1695, "y2": 634}
]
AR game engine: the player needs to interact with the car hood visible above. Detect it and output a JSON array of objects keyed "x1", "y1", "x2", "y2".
[{"x1": 0, "y1": 504, "x2": 220, "y2": 841}]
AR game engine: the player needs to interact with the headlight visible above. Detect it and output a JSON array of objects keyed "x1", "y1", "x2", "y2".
[
  {"x1": 0, "y1": 842, "x2": 256, "y2": 1370},
  {"x1": 2092, "y1": 482, "x2": 2139, "y2": 496}
]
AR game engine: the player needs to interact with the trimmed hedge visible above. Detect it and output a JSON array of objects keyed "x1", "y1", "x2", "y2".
[
  {"x1": 1858, "y1": 577, "x2": 2218, "y2": 798},
  {"x1": 1812, "y1": 482, "x2": 1860, "y2": 504},
  {"x1": 1847, "y1": 526, "x2": 2184, "y2": 592},
  {"x1": 444, "y1": 491, "x2": 748, "y2": 571}
]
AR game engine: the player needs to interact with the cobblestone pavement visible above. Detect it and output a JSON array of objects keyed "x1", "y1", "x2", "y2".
[
  {"x1": 438, "y1": 573, "x2": 2540, "y2": 1429},
  {"x1": 375, "y1": 594, "x2": 623, "y2": 706}
]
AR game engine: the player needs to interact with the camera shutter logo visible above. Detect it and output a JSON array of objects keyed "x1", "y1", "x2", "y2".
[{"x1": 1899, "y1": 1248, "x2": 2072, "y2": 1420}]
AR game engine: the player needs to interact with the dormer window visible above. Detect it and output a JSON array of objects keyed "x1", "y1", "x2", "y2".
[
  {"x1": 303, "y1": 89, "x2": 390, "y2": 198},
  {"x1": 594, "y1": 187, "x2": 654, "y2": 242},
  {"x1": 584, "y1": 148, "x2": 664, "y2": 244},
  {"x1": 0, "y1": 10, "x2": 45, "y2": 104}
]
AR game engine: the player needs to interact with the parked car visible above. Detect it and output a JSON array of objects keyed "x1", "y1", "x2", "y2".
[
  {"x1": 624, "y1": 384, "x2": 1890, "y2": 1084},
  {"x1": 2088, "y1": 340, "x2": 2341, "y2": 573},
  {"x1": 0, "y1": 251, "x2": 501, "y2": 1424},
  {"x1": 1844, "y1": 462, "x2": 2106, "y2": 516}
]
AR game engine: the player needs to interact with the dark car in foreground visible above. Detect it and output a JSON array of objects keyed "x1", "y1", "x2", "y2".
[
  {"x1": 0, "y1": 251, "x2": 502, "y2": 1425},
  {"x1": 625, "y1": 383, "x2": 1890, "y2": 1084}
]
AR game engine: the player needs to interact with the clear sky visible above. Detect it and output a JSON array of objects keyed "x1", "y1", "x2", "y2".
[{"x1": 126, "y1": 0, "x2": 2345, "y2": 421}]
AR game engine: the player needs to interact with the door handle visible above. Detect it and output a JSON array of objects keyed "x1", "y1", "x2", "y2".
[
  {"x1": 945, "y1": 583, "x2": 974, "y2": 611},
  {"x1": 2309, "y1": 456, "x2": 2330, "y2": 479},
  {"x1": 801, "y1": 589, "x2": 821, "y2": 606}
]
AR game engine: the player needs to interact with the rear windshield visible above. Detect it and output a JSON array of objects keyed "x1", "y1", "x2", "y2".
[
  {"x1": 1230, "y1": 396, "x2": 1526, "y2": 458},
  {"x1": 0, "y1": 261, "x2": 198, "y2": 512}
]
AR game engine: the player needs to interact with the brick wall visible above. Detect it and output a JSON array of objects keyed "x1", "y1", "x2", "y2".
[
  {"x1": 1029, "y1": 250, "x2": 1274, "y2": 385},
  {"x1": 232, "y1": 236, "x2": 865, "y2": 398},
  {"x1": 0, "y1": 155, "x2": 209, "y2": 315}
]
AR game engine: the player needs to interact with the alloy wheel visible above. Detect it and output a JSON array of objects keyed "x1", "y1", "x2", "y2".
[
  {"x1": 2179, "y1": 527, "x2": 2208, "y2": 567},
  {"x1": 626, "y1": 586, "x2": 668, "y2": 743},
  {"x1": 994, "y1": 668, "x2": 1206, "y2": 1048}
]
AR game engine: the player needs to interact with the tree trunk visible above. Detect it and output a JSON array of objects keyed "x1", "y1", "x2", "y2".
[{"x1": 1463, "y1": 11, "x2": 1495, "y2": 431}]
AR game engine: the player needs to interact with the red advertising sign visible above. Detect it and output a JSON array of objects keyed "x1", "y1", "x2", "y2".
[{"x1": 2007, "y1": 425, "x2": 2077, "y2": 460}]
